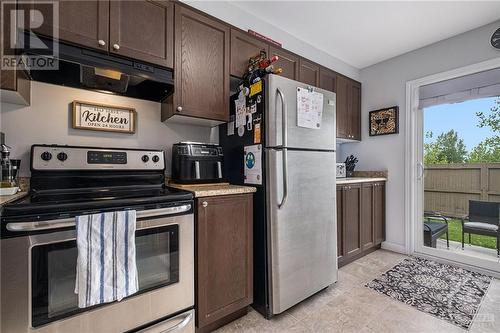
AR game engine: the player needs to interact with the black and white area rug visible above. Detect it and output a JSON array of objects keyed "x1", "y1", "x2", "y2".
[{"x1": 366, "y1": 257, "x2": 492, "y2": 330}]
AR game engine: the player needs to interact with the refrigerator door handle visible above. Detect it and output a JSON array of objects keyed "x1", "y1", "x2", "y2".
[
  {"x1": 279, "y1": 148, "x2": 288, "y2": 209},
  {"x1": 276, "y1": 87, "x2": 287, "y2": 147},
  {"x1": 276, "y1": 87, "x2": 288, "y2": 209}
]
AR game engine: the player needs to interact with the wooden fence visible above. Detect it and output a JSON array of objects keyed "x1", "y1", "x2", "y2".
[{"x1": 424, "y1": 163, "x2": 500, "y2": 218}]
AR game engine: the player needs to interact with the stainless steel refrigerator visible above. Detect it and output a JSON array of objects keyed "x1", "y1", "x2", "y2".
[{"x1": 219, "y1": 74, "x2": 337, "y2": 318}]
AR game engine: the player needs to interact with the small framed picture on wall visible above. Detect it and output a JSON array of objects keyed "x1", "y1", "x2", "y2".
[{"x1": 369, "y1": 106, "x2": 399, "y2": 136}]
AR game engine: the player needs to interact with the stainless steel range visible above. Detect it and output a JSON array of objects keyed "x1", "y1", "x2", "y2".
[{"x1": 1, "y1": 145, "x2": 195, "y2": 333}]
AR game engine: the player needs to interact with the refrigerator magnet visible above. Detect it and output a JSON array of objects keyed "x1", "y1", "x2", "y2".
[
  {"x1": 246, "y1": 113, "x2": 253, "y2": 131},
  {"x1": 227, "y1": 115, "x2": 235, "y2": 136},
  {"x1": 254, "y1": 122, "x2": 261, "y2": 144},
  {"x1": 250, "y1": 103, "x2": 257, "y2": 113},
  {"x1": 238, "y1": 125, "x2": 245, "y2": 137},
  {"x1": 244, "y1": 144, "x2": 262, "y2": 185}
]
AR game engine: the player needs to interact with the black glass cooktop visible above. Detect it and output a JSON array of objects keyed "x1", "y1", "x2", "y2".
[{"x1": 2, "y1": 186, "x2": 193, "y2": 218}]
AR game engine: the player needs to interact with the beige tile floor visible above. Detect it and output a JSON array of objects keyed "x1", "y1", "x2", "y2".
[{"x1": 215, "y1": 249, "x2": 500, "y2": 333}]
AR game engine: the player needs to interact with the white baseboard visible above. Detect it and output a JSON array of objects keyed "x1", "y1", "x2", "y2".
[{"x1": 381, "y1": 241, "x2": 407, "y2": 254}]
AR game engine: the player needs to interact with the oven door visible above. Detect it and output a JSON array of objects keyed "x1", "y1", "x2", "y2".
[{"x1": 18, "y1": 208, "x2": 194, "y2": 331}]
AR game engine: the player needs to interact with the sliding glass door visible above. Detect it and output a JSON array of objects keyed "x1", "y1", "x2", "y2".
[{"x1": 414, "y1": 96, "x2": 500, "y2": 274}]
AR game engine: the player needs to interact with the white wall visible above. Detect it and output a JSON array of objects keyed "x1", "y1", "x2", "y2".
[
  {"x1": 340, "y1": 20, "x2": 500, "y2": 252},
  {"x1": 183, "y1": 0, "x2": 360, "y2": 80},
  {"x1": 0, "y1": 81, "x2": 212, "y2": 176}
]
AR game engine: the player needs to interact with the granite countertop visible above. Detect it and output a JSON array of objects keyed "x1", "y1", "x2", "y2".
[
  {"x1": 336, "y1": 177, "x2": 387, "y2": 185},
  {"x1": 168, "y1": 183, "x2": 257, "y2": 198},
  {"x1": 0, "y1": 191, "x2": 27, "y2": 206}
]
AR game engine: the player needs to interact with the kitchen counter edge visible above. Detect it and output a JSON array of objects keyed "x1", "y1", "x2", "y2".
[
  {"x1": 168, "y1": 184, "x2": 257, "y2": 198},
  {"x1": 336, "y1": 177, "x2": 387, "y2": 185}
]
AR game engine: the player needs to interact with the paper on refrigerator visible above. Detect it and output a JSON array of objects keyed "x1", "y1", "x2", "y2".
[
  {"x1": 297, "y1": 87, "x2": 324, "y2": 129},
  {"x1": 235, "y1": 91, "x2": 246, "y2": 128},
  {"x1": 244, "y1": 144, "x2": 262, "y2": 185}
]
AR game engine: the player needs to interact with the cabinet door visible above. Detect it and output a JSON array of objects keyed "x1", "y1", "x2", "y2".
[
  {"x1": 30, "y1": 0, "x2": 109, "y2": 51},
  {"x1": 336, "y1": 75, "x2": 349, "y2": 139},
  {"x1": 349, "y1": 80, "x2": 362, "y2": 140},
  {"x1": 319, "y1": 67, "x2": 336, "y2": 93},
  {"x1": 174, "y1": 5, "x2": 230, "y2": 121},
  {"x1": 343, "y1": 184, "x2": 362, "y2": 257},
  {"x1": 361, "y1": 183, "x2": 374, "y2": 250},
  {"x1": 230, "y1": 29, "x2": 269, "y2": 78},
  {"x1": 196, "y1": 195, "x2": 253, "y2": 328},
  {"x1": 336, "y1": 186, "x2": 344, "y2": 263},
  {"x1": 298, "y1": 58, "x2": 319, "y2": 86},
  {"x1": 269, "y1": 46, "x2": 299, "y2": 80},
  {"x1": 109, "y1": 0, "x2": 173, "y2": 67},
  {"x1": 374, "y1": 182, "x2": 386, "y2": 245}
]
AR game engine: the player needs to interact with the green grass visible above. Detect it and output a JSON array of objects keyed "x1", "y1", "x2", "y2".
[{"x1": 439, "y1": 218, "x2": 498, "y2": 250}]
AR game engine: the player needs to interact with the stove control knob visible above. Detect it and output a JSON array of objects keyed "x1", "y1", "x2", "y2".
[
  {"x1": 141, "y1": 155, "x2": 149, "y2": 162},
  {"x1": 57, "y1": 152, "x2": 68, "y2": 161},
  {"x1": 152, "y1": 155, "x2": 160, "y2": 163},
  {"x1": 41, "y1": 151, "x2": 52, "y2": 161}
]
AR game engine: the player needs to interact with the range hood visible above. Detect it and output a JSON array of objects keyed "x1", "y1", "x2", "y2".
[{"x1": 22, "y1": 34, "x2": 174, "y2": 102}]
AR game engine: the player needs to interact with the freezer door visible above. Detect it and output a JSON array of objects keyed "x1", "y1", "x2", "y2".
[
  {"x1": 266, "y1": 149, "x2": 337, "y2": 315},
  {"x1": 265, "y1": 74, "x2": 336, "y2": 150}
]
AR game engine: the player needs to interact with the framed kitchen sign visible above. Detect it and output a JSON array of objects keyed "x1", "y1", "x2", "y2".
[
  {"x1": 369, "y1": 106, "x2": 399, "y2": 136},
  {"x1": 72, "y1": 101, "x2": 136, "y2": 134}
]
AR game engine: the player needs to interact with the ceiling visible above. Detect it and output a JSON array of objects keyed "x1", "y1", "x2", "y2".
[{"x1": 231, "y1": 1, "x2": 500, "y2": 69}]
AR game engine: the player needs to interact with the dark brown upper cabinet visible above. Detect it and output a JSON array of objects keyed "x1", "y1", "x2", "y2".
[
  {"x1": 349, "y1": 80, "x2": 361, "y2": 140},
  {"x1": 319, "y1": 67, "x2": 336, "y2": 93},
  {"x1": 109, "y1": 0, "x2": 174, "y2": 68},
  {"x1": 336, "y1": 75, "x2": 349, "y2": 139},
  {"x1": 196, "y1": 194, "x2": 253, "y2": 332},
  {"x1": 30, "y1": 1, "x2": 173, "y2": 67},
  {"x1": 29, "y1": 0, "x2": 110, "y2": 52},
  {"x1": 230, "y1": 29, "x2": 269, "y2": 78},
  {"x1": 336, "y1": 75, "x2": 361, "y2": 140},
  {"x1": 298, "y1": 58, "x2": 320, "y2": 87},
  {"x1": 170, "y1": 4, "x2": 230, "y2": 122},
  {"x1": 269, "y1": 46, "x2": 299, "y2": 81},
  {"x1": 1, "y1": 3, "x2": 30, "y2": 105}
]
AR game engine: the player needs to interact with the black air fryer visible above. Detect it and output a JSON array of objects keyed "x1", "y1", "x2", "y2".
[{"x1": 171, "y1": 142, "x2": 224, "y2": 184}]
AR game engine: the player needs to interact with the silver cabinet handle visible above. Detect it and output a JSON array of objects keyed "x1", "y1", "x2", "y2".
[
  {"x1": 177, "y1": 106, "x2": 182, "y2": 112},
  {"x1": 113, "y1": 43, "x2": 120, "y2": 50},
  {"x1": 137, "y1": 311, "x2": 193, "y2": 333},
  {"x1": 202, "y1": 201, "x2": 208, "y2": 208},
  {"x1": 217, "y1": 161, "x2": 222, "y2": 179},
  {"x1": 6, "y1": 204, "x2": 192, "y2": 232},
  {"x1": 98, "y1": 39, "x2": 106, "y2": 46},
  {"x1": 194, "y1": 161, "x2": 200, "y2": 179}
]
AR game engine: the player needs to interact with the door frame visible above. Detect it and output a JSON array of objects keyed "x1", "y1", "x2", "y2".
[{"x1": 404, "y1": 57, "x2": 500, "y2": 275}]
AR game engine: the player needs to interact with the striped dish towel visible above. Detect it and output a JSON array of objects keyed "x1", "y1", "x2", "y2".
[{"x1": 74, "y1": 210, "x2": 138, "y2": 308}]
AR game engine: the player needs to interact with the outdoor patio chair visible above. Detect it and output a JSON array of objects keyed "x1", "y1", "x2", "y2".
[
  {"x1": 461, "y1": 200, "x2": 500, "y2": 256},
  {"x1": 424, "y1": 211, "x2": 449, "y2": 249}
]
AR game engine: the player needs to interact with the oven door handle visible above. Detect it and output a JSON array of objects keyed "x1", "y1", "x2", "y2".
[
  {"x1": 6, "y1": 204, "x2": 192, "y2": 232},
  {"x1": 137, "y1": 311, "x2": 193, "y2": 333}
]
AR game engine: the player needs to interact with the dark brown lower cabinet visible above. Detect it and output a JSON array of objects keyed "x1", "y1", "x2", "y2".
[
  {"x1": 337, "y1": 181, "x2": 385, "y2": 267},
  {"x1": 196, "y1": 194, "x2": 253, "y2": 333},
  {"x1": 343, "y1": 184, "x2": 362, "y2": 258},
  {"x1": 373, "y1": 182, "x2": 386, "y2": 244}
]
